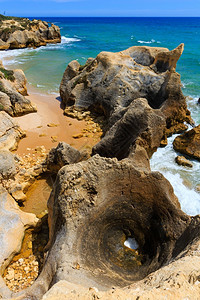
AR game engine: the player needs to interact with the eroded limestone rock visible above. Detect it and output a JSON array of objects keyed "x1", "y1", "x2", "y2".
[
  {"x1": 0, "y1": 150, "x2": 16, "y2": 180},
  {"x1": 60, "y1": 44, "x2": 192, "y2": 154},
  {"x1": 92, "y1": 98, "x2": 165, "y2": 159},
  {"x1": 45, "y1": 142, "x2": 82, "y2": 174},
  {"x1": 0, "y1": 111, "x2": 25, "y2": 151},
  {"x1": 0, "y1": 186, "x2": 39, "y2": 298},
  {"x1": 9, "y1": 155, "x2": 200, "y2": 300},
  {"x1": 173, "y1": 125, "x2": 200, "y2": 161},
  {"x1": 175, "y1": 155, "x2": 193, "y2": 168},
  {"x1": 0, "y1": 61, "x2": 36, "y2": 116}
]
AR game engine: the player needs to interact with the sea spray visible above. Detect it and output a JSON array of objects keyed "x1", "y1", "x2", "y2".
[{"x1": 150, "y1": 135, "x2": 200, "y2": 216}]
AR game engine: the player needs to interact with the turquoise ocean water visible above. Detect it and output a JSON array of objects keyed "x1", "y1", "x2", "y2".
[{"x1": 0, "y1": 17, "x2": 200, "y2": 215}]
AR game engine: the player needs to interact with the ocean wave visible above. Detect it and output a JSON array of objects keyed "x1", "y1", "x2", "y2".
[
  {"x1": 164, "y1": 171, "x2": 200, "y2": 216},
  {"x1": 182, "y1": 81, "x2": 195, "y2": 89},
  {"x1": 0, "y1": 36, "x2": 81, "y2": 64},
  {"x1": 137, "y1": 39, "x2": 161, "y2": 44},
  {"x1": 61, "y1": 36, "x2": 81, "y2": 44},
  {"x1": 36, "y1": 84, "x2": 46, "y2": 88},
  {"x1": 150, "y1": 134, "x2": 200, "y2": 216}
]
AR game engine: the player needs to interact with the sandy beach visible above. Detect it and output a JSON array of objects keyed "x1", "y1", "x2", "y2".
[{"x1": 14, "y1": 85, "x2": 101, "y2": 156}]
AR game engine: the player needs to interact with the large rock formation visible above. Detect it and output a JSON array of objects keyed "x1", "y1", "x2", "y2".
[
  {"x1": 173, "y1": 125, "x2": 200, "y2": 161},
  {"x1": 60, "y1": 44, "x2": 192, "y2": 156},
  {"x1": 0, "y1": 111, "x2": 25, "y2": 151},
  {"x1": 4, "y1": 155, "x2": 200, "y2": 300},
  {"x1": 92, "y1": 98, "x2": 165, "y2": 159},
  {"x1": 0, "y1": 44, "x2": 199, "y2": 299},
  {"x1": 0, "y1": 15, "x2": 61, "y2": 50},
  {"x1": 0, "y1": 60, "x2": 37, "y2": 116}
]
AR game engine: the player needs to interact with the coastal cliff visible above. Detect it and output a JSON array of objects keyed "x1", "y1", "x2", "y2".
[{"x1": 0, "y1": 15, "x2": 61, "y2": 50}]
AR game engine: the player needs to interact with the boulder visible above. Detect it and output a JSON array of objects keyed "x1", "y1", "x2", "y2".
[
  {"x1": 45, "y1": 142, "x2": 82, "y2": 173},
  {"x1": 173, "y1": 125, "x2": 200, "y2": 161},
  {"x1": 0, "y1": 111, "x2": 25, "y2": 151},
  {"x1": 175, "y1": 155, "x2": 193, "y2": 168},
  {"x1": 0, "y1": 150, "x2": 16, "y2": 180},
  {"x1": 60, "y1": 44, "x2": 192, "y2": 146},
  {"x1": 0, "y1": 73, "x2": 36, "y2": 116},
  {"x1": 12, "y1": 155, "x2": 200, "y2": 300},
  {"x1": 0, "y1": 186, "x2": 39, "y2": 298}
]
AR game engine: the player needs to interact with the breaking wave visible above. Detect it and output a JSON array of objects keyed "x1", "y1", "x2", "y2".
[{"x1": 137, "y1": 39, "x2": 161, "y2": 44}]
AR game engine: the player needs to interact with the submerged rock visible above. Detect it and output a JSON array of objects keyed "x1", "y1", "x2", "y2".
[
  {"x1": 173, "y1": 125, "x2": 200, "y2": 161},
  {"x1": 0, "y1": 16, "x2": 61, "y2": 50},
  {"x1": 60, "y1": 44, "x2": 192, "y2": 156},
  {"x1": 175, "y1": 155, "x2": 193, "y2": 168}
]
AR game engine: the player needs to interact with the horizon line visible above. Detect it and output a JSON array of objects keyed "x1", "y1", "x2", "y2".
[{"x1": 20, "y1": 16, "x2": 200, "y2": 18}]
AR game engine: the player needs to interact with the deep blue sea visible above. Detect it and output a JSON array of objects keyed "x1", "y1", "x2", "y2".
[{"x1": 0, "y1": 17, "x2": 200, "y2": 215}]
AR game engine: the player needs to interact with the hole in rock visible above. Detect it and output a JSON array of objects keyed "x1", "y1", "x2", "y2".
[
  {"x1": 124, "y1": 237, "x2": 139, "y2": 250},
  {"x1": 3, "y1": 174, "x2": 53, "y2": 292}
]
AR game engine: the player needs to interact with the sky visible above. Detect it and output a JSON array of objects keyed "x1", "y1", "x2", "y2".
[{"x1": 0, "y1": 0, "x2": 200, "y2": 17}]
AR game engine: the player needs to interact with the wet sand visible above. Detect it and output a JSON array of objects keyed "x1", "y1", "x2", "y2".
[{"x1": 15, "y1": 85, "x2": 100, "y2": 156}]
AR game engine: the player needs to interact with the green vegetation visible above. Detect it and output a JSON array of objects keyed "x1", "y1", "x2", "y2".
[
  {"x1": 0, "y1": 67, "x2": 15, "y2": 81},
  {"x1": 0, "y1": 14, "x2": 25, "y2": 21},
  {"x1": 0, "y1": 15, "x2": 30, "y2": 32},
  {"x1": 0, "y1": 103, "x2": 4, "y2": 111}
]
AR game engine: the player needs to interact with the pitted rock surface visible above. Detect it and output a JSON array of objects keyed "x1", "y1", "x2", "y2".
[
  {"x1": 60, "y1": 44, "x2": 192, "y2": 153},
  {"x1": 9, "y1": 155, "x2": 200, "y2": 300}
]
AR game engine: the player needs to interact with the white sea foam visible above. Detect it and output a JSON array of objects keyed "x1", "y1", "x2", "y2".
[
  {"x1": 182, "y1": 81, "x2": 194, "y2": 89},
  {"x1": 36, "y1": 84, "x2": 45, "y2": 88},
  {"x1": 61, "y1": 36, "x2": 81, "y2": 44},
  {"x1": 150, "y1": 134, "x2": 200, "y2": 216},
  {"x1": 137, "y1": 39, "x2": 161, "y2": 44},
  {"x1": 0, "y1": 35, "x2": 82, "y2": 68}
]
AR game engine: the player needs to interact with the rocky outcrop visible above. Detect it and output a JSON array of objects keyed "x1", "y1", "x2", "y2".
[
  {"x1": 45, "y1": 142, "x2": 82, "y2": 174},
  {"x1": 0, "y1": 186, "x2": 39, "y2": 298},
  {"x1": 6, "y1": 155, "x2": 200, "y2": 300},
  {"x1": 0, "y1": 61, "x2": 37, "y2": 116},
  {"x1": 60, "y1": 44, "x2": 192, "y2": 155},
  {"x1": 0, "y1": 111, "x2": 25, "y2": 151},
  {"x1": 0, "y1": 16, "x2": 61, "y2": 50},
  {"x1": 173, "y1": 125, "x2": 200, "y2": 161}
]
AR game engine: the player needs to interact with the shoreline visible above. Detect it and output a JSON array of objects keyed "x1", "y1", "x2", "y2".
[{"x1": 14, "y1": 84, "x2": 102, "y2": 156}]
